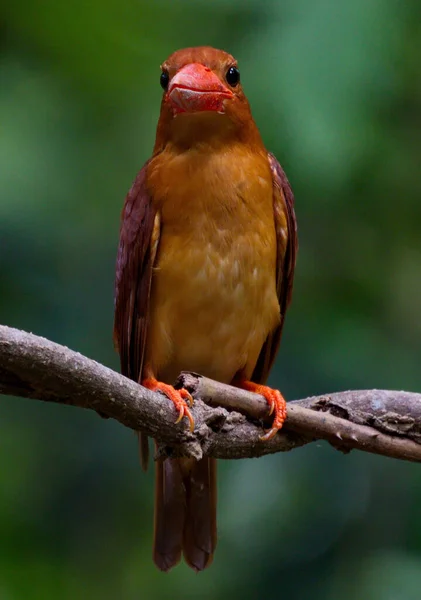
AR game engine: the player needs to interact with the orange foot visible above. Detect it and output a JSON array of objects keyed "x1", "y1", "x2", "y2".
[
  {"x1": 142, "y1": 377, "x2": 195, "y2": 432},
  {"x1": 239, "y1": 381, "x2": 287, "y2": 441}
]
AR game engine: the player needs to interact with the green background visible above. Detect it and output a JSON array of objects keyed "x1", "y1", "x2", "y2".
[{"x1": 2, "y1": 1, "x2": 421, "y2": 598}]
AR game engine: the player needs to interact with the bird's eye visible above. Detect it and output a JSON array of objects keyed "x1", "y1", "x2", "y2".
[
  {"x1": 226, "y1": 66, "x2": 240, "y2": 87},
  {"x1": 160, "y1": 70, "x2": 169, "y2": 90}
]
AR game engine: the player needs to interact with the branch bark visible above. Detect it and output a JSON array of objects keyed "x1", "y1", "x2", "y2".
[{"x1": 1, "y1": 325, "x2": 421, "y2": 462}]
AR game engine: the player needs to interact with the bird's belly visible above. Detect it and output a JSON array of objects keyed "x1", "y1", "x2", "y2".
[{"x1": 147, "y1": 233, "x2": 280, "y2": 384}]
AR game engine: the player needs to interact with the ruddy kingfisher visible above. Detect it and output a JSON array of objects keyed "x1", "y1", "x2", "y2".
[{"x1": 114, "y1": 46, "x2": 297, "y2": 572}]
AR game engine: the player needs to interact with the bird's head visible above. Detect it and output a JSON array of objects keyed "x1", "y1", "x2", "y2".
[{"x1": 154, "y1": 46, "x2": 260, "y2": 151}]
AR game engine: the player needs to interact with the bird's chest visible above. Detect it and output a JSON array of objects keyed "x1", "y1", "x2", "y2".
[
  {"x1": 158, "y1": 221, "x2": 276, "y2": 322},
  {"x1": 146, "y1": 150, "x2": 280, "y2": 382}
]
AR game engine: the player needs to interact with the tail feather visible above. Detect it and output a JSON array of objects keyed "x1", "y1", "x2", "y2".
[
  {"x1": 183, "y1": 457, "x2": 217, "y2": 571},
  {"x1": 153, "y1": 456, "x2": 217, "y2": 572},
  {"x1": 153, "y1": 457, "x2": 185, "y2": 571},
  {"x1": 138, "y1": 432, "x2": 149, "y2": 472}
]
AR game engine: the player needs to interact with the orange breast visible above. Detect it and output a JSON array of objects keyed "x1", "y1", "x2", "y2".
[{"x1": 145, "y1": 143, "x2": 281, "y2": 384}]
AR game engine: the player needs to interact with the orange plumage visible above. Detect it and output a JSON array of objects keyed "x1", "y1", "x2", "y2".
[{"x1": 113, "y1": 46, "x2": 297, "y2": 572}]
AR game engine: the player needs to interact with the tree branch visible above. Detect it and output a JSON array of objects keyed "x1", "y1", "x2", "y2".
[{"x1": 1, "y1": 324, "x2": 421, "y2": 462}]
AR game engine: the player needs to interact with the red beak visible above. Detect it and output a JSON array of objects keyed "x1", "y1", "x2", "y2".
[{"x1": 167, "y1": 63, "x2": 233, "y2": 115}]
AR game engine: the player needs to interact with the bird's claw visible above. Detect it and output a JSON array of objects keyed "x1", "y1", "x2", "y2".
[
  {"x1": 174, "y1": 394, "x2": 195, "y2": 432},
  {"x1": 259, "y1": 387, "x2": 287, "y2": 440},
  {"x1": 238, "y1": 380, "x2": 287, "y2": 441},
  {"x1": 259, "y1": 427, "x2": 277, "y2": 442},
  {"x1": 181, "y1": 388, "x2": 194, "y2": 408},
  {"x1": 142, "y1": 378, "x2": 195, "y2": 432}
]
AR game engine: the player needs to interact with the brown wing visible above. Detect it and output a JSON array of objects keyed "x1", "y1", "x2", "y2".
[
  {"x1": 251, "y1": 153, "x2": 298, "y2": 384},
  {"x1": 114, "y1": 163, "x2": 159, "y2": 471},
  {"x1": 113, "y1": 161, "x2": 159, "y2": 384}
]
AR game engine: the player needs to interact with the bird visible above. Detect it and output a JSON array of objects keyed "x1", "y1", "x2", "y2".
[{"x1": 113, "y1": 46, "x2": 297, "y2": 573}]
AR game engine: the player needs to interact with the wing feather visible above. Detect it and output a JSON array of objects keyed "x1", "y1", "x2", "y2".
[
  {"x1": 114, "y1": 163, "x2": 159, "y2": 471},
  {"x1": 251, "y1": 153, "x2": 298, "y2": 383},
  {"x1": 113, "y1": 162, "x2": 159, "y2": 383}
]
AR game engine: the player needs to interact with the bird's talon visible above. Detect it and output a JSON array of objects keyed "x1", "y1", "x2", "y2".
[
  {"x1": 259, "y1": 428, "x2": 277, "y2": 441},
  {"x1": 185, "y1": 407, "x2": 195, "y2": 432},
  {"x1": 237, "y1": 380, "x2": 287, "y2": 442},
  {"x1": 175, "y1": 406, "x2": 184, "y2": 424},
  {"x1": 142, "y1": 378, "x2": 195, "y2": 431},
  {"x1": 181, "y1": 389, "x2": 194, "y2": 407}
]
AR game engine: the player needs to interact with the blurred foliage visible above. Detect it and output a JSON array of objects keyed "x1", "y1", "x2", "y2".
[{"x1": 1, "y1": 0, "x2": 421, "y2": 598}]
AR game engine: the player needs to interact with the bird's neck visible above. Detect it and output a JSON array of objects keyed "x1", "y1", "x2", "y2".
[
  {"x1": 154, "y1": 111, "x2": 264, "y2": 155},
  {"x1": 147, "y1": 137, "x2": 272, "y2": 234}
]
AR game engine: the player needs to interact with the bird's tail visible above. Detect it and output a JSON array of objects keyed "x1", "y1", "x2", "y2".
[{"x1": 153, "y1": 455, "x2": 217, "y2": 572}]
